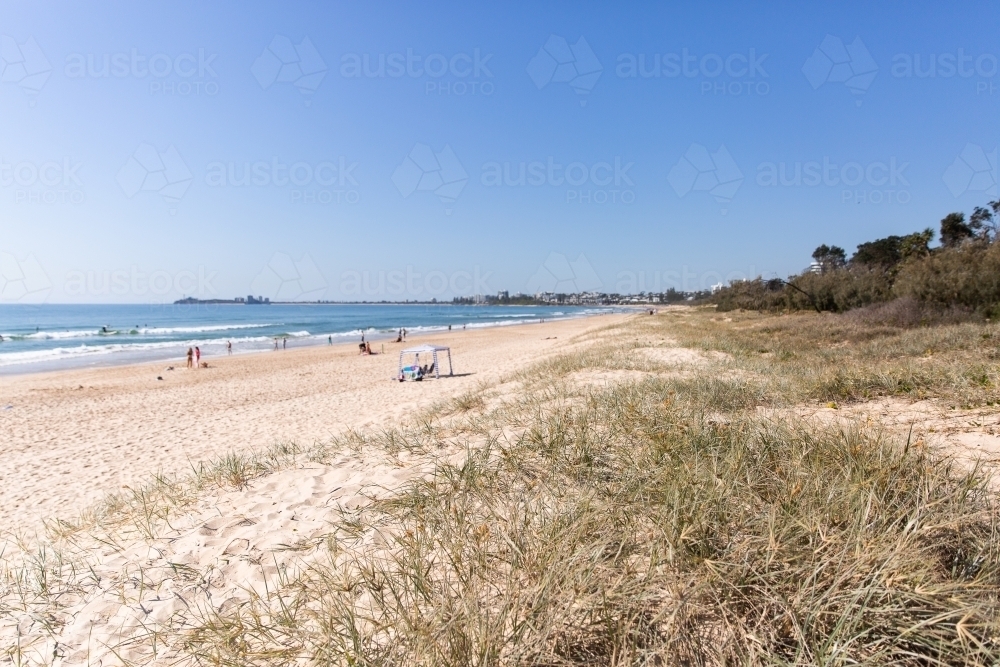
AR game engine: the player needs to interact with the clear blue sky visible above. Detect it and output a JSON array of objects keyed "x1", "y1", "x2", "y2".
[{"x1": 2, "y1": 1, "x2": 998, "y2": 302}]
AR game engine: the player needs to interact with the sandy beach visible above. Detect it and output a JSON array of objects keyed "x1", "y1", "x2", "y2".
[{"x1": 0, "y1": 313, "x2": 627, "y2": 534}]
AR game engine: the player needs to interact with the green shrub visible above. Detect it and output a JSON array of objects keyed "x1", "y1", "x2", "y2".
[
  {"x1": 713, "y1": 242, "x2": 1000, "y2": 318},
  {"x1": 714, "y1": 278, "x2": 786, "y2": 312},
  {"x1": 788, "y1": 267, "x2": 893, "y2": 312},
  {"x1": 893, "y1": 241, "x2": 1000, "y2": 311}
]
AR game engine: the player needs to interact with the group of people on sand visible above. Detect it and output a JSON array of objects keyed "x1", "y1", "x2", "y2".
[
  {"x1": 359, "y1": 327, "x2": 412, "y2": 353},
  {"x1": 359, "y1": 330, "x2": 376, "y2": 355},
  {"x1": 179, "y1": 323, "x2": 467, "y2": 366},
  {"x1": 185, "y1": 341, "x2": 234, "y2": 369}
]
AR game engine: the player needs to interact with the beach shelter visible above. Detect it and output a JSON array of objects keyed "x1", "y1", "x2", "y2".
[{"x1": 398, "y1": 344, "x2": 453, "y2": 380}]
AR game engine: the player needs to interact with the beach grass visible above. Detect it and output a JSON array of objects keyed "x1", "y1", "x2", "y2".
[
  {"x1": 176, "y1": 386, "x2": 1000, "y2": 665},
  {"x1": 3, "y1": 308, "x2": 1000, "y2": 665}
]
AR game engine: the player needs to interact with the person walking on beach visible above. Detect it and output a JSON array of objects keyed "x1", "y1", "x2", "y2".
[
  {"x1": 328, "y1": 335, "x2": 332, "y2": 345},
  {"x1": 195, "y1": 346, "x2": 201, "y2": 367},
  {"x1": 186, "y1": 347, "x2": 194, "y2": 369},
  {"x1": 274, "y1": 338, "x2": 279, "y2": 351},
  {"x1": 282, "y1": 337, "x2": 287, "y2": 350},
  {"x1": 227, "y1": 341, "x2": 232, "y2": 355}
]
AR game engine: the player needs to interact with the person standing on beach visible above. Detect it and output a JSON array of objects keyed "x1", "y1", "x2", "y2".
[
  {"x1": 328, "y1": 335, "x2": 332, "y2": 345},
  {"x1": 274, "y1": 338, "x2": 279, "y2": 351},
  {"x1": 227, "y1": 341, "x2": 232, "y2": 355},
  {"x1": 282, "y1": 337, "x2": 287, "y2": 350},
  {"x1": 186, "y1": 347, "x2": 194, "y2": 368},
  {"x1": 195, "y1": 346, "x2": 201, "y2": 367}
]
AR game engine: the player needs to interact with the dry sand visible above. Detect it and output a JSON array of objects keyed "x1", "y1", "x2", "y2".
[
  {"x1": 789, "y1": 398, "x2": 1000, "y2": 471},
  {"x1": 0, "y1": 314, "x2": 628, "y2": 535}
]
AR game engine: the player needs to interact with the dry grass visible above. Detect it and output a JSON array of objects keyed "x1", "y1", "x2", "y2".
[
  {"x1": 4, "y1": 309, "x2": 1000, "y2": 665},
  {"x1": 174, "y1": 380, "x2": 1000, "y2": 665},
  {"x1": 662, "y1": 309, "x2": 1000, "y2": 408}
]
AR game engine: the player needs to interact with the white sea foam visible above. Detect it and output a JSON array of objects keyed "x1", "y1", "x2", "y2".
[
  {"x1": 0, "y1": 335, "x2": 278, "y2": 367},
  {"x1": 19, "y1": 323, "x2": 276, "y2": 340},
  {"x1": 23, "y1": 330, "x2": 112, "y2": 340},
  {"x1": 137, "y1": 324, "x2": 275, "y2": 335}
]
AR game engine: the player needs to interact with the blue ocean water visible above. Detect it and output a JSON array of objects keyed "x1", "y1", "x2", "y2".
[{"x1": 0, "y1": 303, "x2": 607, "y2": 375}]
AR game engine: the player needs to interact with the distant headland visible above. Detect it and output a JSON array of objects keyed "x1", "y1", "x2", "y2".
[
  {"x1": 174, "y1": 295, "x2": 271, "y2": 305},
  {"x1": 174, "y1": 288, "x2": 706, "y2": 307}
]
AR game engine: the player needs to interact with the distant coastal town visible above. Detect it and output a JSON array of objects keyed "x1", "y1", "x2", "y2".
[{"x1": 173, "y1": 288, "x2": 710, "y2": 307}]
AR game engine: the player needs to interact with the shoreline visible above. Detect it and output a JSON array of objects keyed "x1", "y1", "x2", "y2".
[
  {"x1": 0, "y1": 307, "x2": 619, "y2": 378},
  {"x1": 0, "y1": 314, "x2": 573, "y2": 382}
]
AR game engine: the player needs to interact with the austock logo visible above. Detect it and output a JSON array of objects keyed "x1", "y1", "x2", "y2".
[
  {"x1": 250, "y1": 253, "x2": 327, "y2": 301},
  {"x1": 63, "y1": 266, "x2": 217, "y2": 299},
  {"x1": 339, "y1": 266, "x2": 492, "y2": 298},
  {"x1": 0, "y1": 252, "x2": 51, "y2": 302},
  {"x1": 802, "y1": 35, "x2": 878, "y2": 106},
  {"x1": 392, "y1": 143, "x2": 468, "y2": 213},
  {"x1": 943, "y1": 143, "x2": 997, "y2": 198},
  {"x1": 339, "y1": 47, "x2": 494, "y2": 96},
  {"x1": 527, "y1": 35, "x2": 603, "y2": 105},
  {"x1": 892, "y1": 50, "x2": 998, "y2": 94},
  {"x1": 526, "y1": 253, "x2": 602, "y2": 294},
  {"x1": 204, "y1": 157, "x2": 360, "y2": 204},
  {"x1": 65, "y1": 47, "x2": 219, "y2": 96},
  {"x1": 667, "y1": 144, "x2": 743, "y2": 214},
  {"x1": 1, "y1": 157, "x2": 85, "y2": 205},
  {"x1": 615, "y1": 266, "x2": 758, "y2": 294},
  {"x1": 0, "y1": 35, "x2": 51, "y2": 100},
  {"x1": 756, "y1": 157, "x2": 911, "y2": 205},
  {"x1": 252, "y1": 36, "x2": 327, "y2": 96},
  {"x1": 480, "y1": 157, "x2": 635, "y2": 204},
  {"x1": 116, "y1": 144, "x2": 193, "y2": 210},
  {"x1": 616, "y1": 48, "x2": 770, "y2": 97}
]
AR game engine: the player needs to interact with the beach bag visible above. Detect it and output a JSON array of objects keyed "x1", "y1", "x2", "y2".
[{"x1": 400, "y1": 365, "x2": 424, "y2": 381}]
